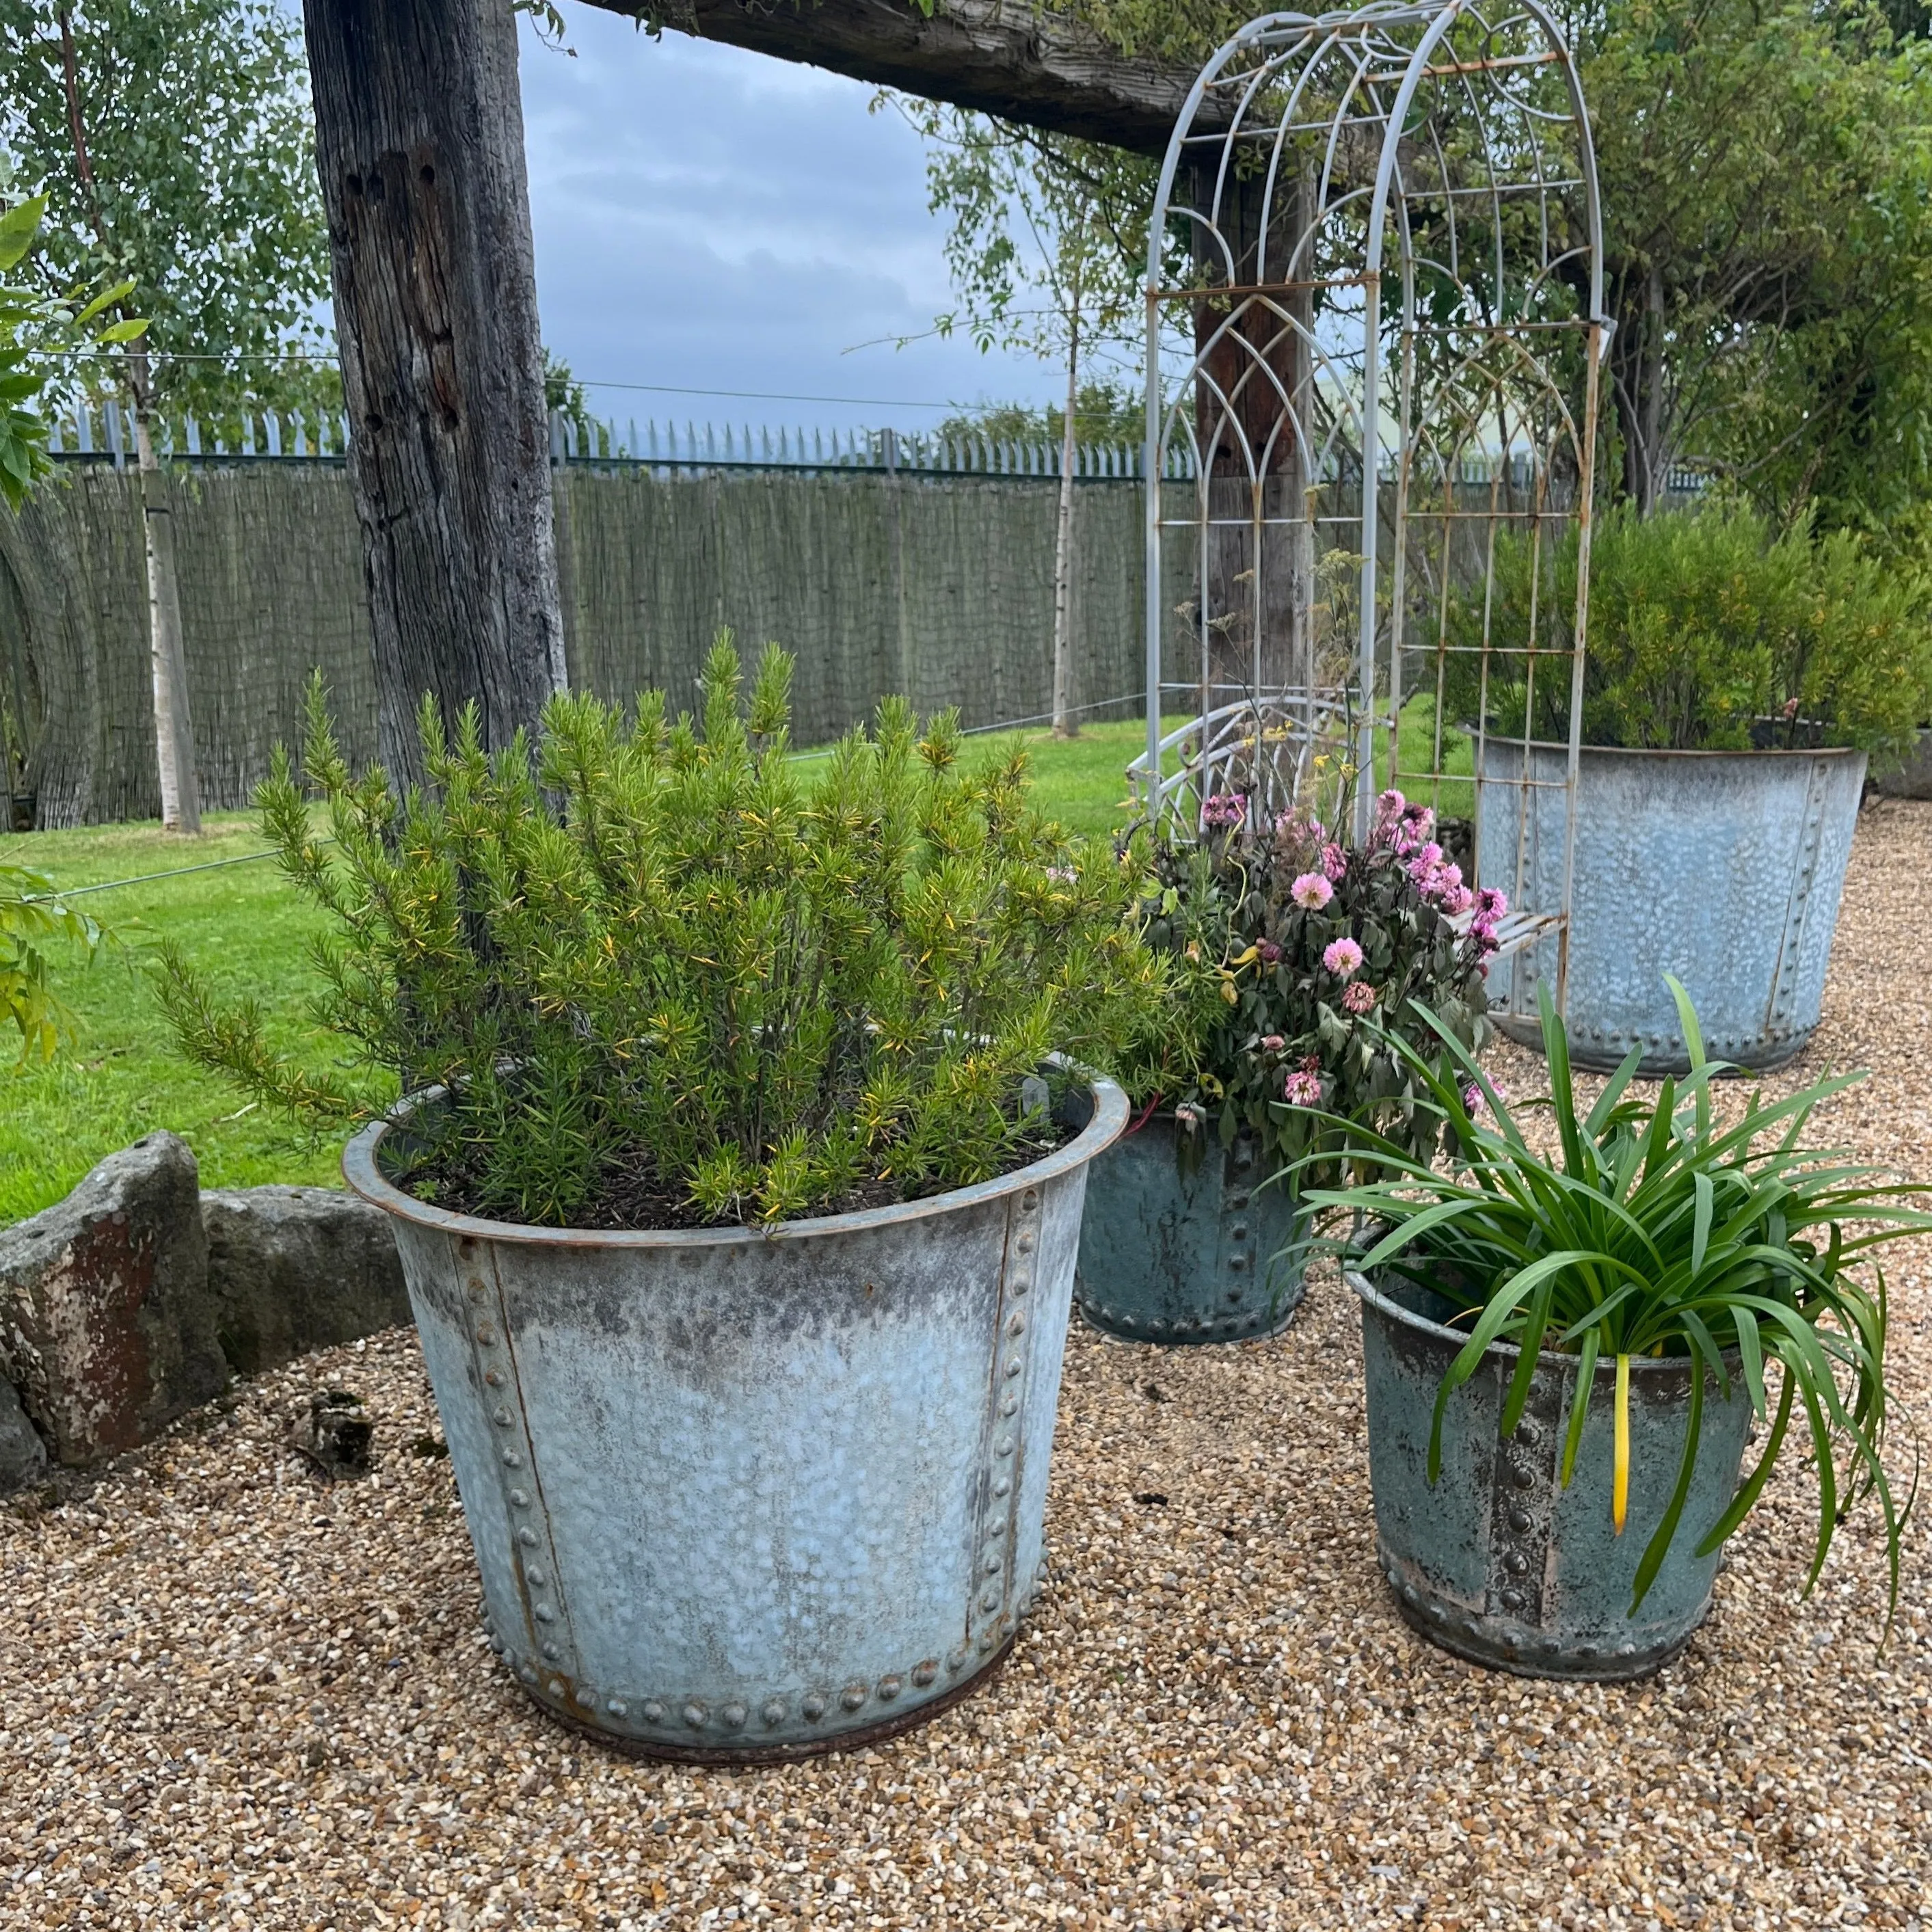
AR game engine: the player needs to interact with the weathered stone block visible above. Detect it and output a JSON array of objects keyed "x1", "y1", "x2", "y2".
[
  {"x1": 0, "y1": 1131, "x2": 223, "y2": 1465},
  {"x1": 202, "y1": 1185, "x2": 410, "y2": 1377},
  {"x1": 0, "y1": 1376, "x2": 46, "y2": 1492}
]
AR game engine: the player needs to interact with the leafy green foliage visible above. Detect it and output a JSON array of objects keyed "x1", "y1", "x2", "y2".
[
  {"x1": 0, "y1": 192, "x2": 140, "y2": 507},
  {"x1": 0, "y1": 0, "x2": 332, "y2": 418},
  {"x1": 160, "y1": 640, "x2": 1166, "y2": 1229},
  {"x1": 0, "y1": 860, "x2": 106, "y2": 1062},
  {"x1": 1112, "y1": 789, "x2": 1491, "y2": 1187},
  {"x1": 1444, "y1": 504, "x2": 1932, "y2": 753},
  {"x1": 935, "y1": 380, "x2": 1144, "y2": 448},
  {"x1": 1309, "y1": 982, "x2": 1928, "y2": 1620}
]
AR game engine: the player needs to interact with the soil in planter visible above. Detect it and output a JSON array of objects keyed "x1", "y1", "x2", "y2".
[{"x1": 390, "y1": 1115, "x2": 1079, "y2": 1233}]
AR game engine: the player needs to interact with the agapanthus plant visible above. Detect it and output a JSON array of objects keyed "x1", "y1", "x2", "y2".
[
  {"x1": 1305, "y1": 981, "x2": 1928, "y2": 1619},
  {"x1": 1113, "y1": 784, "x2": 1495, "y2": 1183}
]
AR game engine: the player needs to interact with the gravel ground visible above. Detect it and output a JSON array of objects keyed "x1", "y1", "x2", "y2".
[{"x1": 4, "y1": 801, "x2": 1929, "y2": 1932}]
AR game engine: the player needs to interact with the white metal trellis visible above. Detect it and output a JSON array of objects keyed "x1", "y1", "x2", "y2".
[{"x1": 1131, "y1": 0, "x2": 1607, "y2": 1006}]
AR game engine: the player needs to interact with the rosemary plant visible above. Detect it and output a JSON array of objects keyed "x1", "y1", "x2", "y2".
[
  {"x1": 1305, "y1": 981, "x2": 1927, "y2": 1615},
  {"x1": 161, "y1": 639, "x2": 1166, "y2": 1228}
]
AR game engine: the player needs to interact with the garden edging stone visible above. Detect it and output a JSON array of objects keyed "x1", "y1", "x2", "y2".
[
  {"x1": 0, "y1": 1373, "x2": 46, "y2": 1491},
  {"x1": 202, "y1": 1185, "x2": 410, "y2": 1378},
  {"x1": 0, "y1": 1136, "x2": 410, "y2": 1471},
  {"x1": 0, "y1": 1131, "x2": 222, "y2": 1466}
]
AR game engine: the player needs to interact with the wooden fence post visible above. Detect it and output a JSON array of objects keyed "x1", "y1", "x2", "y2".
[{"x1": 301, "y1": 0, "x2": 565, "y2": 790}]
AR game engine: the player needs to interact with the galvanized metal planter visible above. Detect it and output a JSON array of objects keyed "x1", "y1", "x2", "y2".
[
  {"x1": 1075, "y1": 1114, "x2": 1308, "y2": 1343},
  {"x1": 1477, "y1": 741, "x2": 1866, "y2": 1073},
  {"x1": 1352, "y1": 1270, "x2": 1752, "y2": 1680},
  {"x1": 343, "y1": 1077, "x2": 1127, "y2": 1761}
]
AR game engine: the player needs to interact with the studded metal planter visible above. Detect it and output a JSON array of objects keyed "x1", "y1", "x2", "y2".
[
  {"x1": 1074, "y1": 1114, "x2": 1308, "y2": 1343},
  {"x1": 1477, "y1": 741, "x2": 1866, "y2": 1073},
  {"x1": 343, "y1": 1077, "x2": 1127, "y2": 1761},
  {"x1": 1352, "y1": 1270, "x2": 1752, "y2": 1680}
]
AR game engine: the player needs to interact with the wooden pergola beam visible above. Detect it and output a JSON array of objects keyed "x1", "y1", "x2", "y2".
[{"x1": 594, "y1": 1, "x2": 1201, "y2": 155}]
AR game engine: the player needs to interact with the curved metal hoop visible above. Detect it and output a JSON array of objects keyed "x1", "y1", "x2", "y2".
[{"x1": 1134, "y1": 1, "x2": 1606, "y2": 1008}]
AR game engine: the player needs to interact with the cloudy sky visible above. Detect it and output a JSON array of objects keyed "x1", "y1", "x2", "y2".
[{"x1": 515, "y1": 5, "x2": 1072, "y2": 437}]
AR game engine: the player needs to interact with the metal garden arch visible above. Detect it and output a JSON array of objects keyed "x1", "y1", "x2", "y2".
[{"x1": 1131, "y1": 0, "x2": 1607, "y2": 1006}]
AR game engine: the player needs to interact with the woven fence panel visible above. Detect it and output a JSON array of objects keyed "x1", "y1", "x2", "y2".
[{"x1": 0, "y1": 464, "x2": 1184, "y2": 828}]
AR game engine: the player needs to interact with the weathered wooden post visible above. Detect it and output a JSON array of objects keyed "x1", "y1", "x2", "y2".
[{"x1": 301, "y1": 0, "x2": 566, "y2": 792}]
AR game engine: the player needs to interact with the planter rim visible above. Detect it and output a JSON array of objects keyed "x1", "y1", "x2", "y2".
[
  {"x1": 1345, "y1": 1265, "x2": 1738, "y2": 1384},
  {"x1": 343, "y1": 1070, "x2": 1128, "y2": 1249},
  {"x1": 1473, "y1": 736, "x2": 1868, "y2": 764}
]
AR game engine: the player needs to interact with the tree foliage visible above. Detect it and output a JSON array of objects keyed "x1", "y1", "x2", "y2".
[
  {"x1": 0, "y1": 191, "x2": 140, "y2": 507},
  {"x1": 0, "y1": 0, "x2": 334, "y2": 418}
]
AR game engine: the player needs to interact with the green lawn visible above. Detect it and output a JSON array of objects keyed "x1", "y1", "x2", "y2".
[{"x1": 0, "y1": 708, "x2": 1474, "y2": 1224}]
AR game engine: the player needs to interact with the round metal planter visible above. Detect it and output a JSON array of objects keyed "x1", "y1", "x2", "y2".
[
  {"x1": 1475, "y1": 740, "x2": 1866, "y2": 1073},
  {"x1": 1351, "y1": 1271, "x2": 1752, "y2": 1680},
  {"x1": 343, "y1": 1077, "x2": 1127, "y2": 1761},
  {"x1": 1074, "y1": 1113, "x2": 1309, "y2": 1343}
]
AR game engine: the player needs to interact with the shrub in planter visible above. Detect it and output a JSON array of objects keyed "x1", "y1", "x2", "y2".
[
  {"x1": 1445, "y1": 505, "x2": 1932, "y2": 1069},
  {"x1": 162, "y1": 640, "x2": 1162, "y2": 1757},
  {"x1": 1309, "y1": 981, "x2": 1925, "y2": 1679},
  {"x1": 1075, "y1": 786, "x2": 1495, "y2": 1343}
]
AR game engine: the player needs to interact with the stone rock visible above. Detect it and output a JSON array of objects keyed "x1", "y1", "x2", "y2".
[
  {"x1": 202, "y1": 1186, "x2": 410, "y2": 1378},
  {"x1": 0, "y1": 1131, "x2": 223, "y2": 1466},
  {"x1": 0, "y1": 1375, "x2": 47, "y2": 1492}
]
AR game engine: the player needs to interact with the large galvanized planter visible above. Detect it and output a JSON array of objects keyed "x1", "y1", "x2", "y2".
[
  {"x1": 1352, "y1": 1270, "x2": 1752, "y2": 1679},
  {"x1": 343, "y1": 1076, "x2": 1127, "y2": 1762},
  {"x1": 1075, "y1": 1114, "x2": 1309, "y2": 1343},
  {"x1": 1476, "y1": 740, "x2": 1866, "y2": 1073}
]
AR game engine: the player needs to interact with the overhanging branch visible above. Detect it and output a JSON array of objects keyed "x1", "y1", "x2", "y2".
[{"x1": 605, "y1": 0, "x2": 1203, "y2": 154}]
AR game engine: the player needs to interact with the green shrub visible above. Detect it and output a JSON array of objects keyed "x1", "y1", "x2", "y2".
[
  {"x1": 1111, "y1": 786, "x2": 1493, "y2": 1187},
  {"x1": 160, "y1": 639, "x2": 1166, "y2": 1228},
  {"x1": 1443, "y1": 504, "x2": 1932, "y2": 755}
]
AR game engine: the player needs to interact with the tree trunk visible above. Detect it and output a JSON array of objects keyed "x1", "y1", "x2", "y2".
[
  {"x1": 127, "y1": 356, "x2": 200, "y2": 835},
  {"x1": 1051, "y1": 297, "x2": 1080, "y2": 740},
  {"x1": 301, "y1": 0, "x2": 566, "y2": 792},
  {"x1": 1192, "y1": 163, "x2": 1314, "y2": 706}
]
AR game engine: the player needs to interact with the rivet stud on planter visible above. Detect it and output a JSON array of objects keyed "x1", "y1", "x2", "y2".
[{"x1": 345, "y1": 1074, "x2": 1124, "y2": 1762}]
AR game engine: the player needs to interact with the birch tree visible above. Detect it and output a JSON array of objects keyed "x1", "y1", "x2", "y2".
[
  {"x1": 891, "y1": 100, "x2": 1153, "y2": 736},
  {"x1": 1, "y1": 1, "x2": 332, "y2": 830}
]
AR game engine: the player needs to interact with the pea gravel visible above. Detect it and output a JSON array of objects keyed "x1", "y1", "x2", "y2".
[{"x1": 4, "y1": 801, "x2": 1929, "y2": 1932}]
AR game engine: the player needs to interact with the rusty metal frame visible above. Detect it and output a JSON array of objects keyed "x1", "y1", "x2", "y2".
[{"x1": 1133, "y1": 1, "x2": 1606, "y2": 1006}]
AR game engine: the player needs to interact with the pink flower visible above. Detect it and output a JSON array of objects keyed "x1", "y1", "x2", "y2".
[
  {"x1": 1322, "y1": 936, "x2": 1365, "y2": 978},
  {"x1": 1257, "y1": 939, "x2": 1283, "y2": 965},
  {"x1": 1259, "y1": 1034, "x2": 1285, "y2": 1052},
  {"x1": 1438, "y1": 882, "x2": 1474, "y2": 916},
  {"x1": 1202, "y1": 792, "x2": 1247, "y2": 830},
  {"x1": 1463, "y1": 1079, "x2": 1507, "y2": 1121},
  {"x1": 1406, "y1": 842, "x2": 1445, "y2": 881},
  {"x1": 1046, "y1": 864, "x2": 1076, "y2": 884},
  {"x1": 1321, "y1": 842, "x2": 1348, "y2": 883},
  {"x1": 1474, "y1": 885, "x2": 1508, "y2": 923},
  {"x1": 1283, "y1": 1069, "x2": 1323, "y2": 1107},
  {"x1": 1290, "y1": 872, "x2": 1333, "y2": 911},
  {"x1": 1343, "y1": 980, "x2": 1378, "y2": 1015}
]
